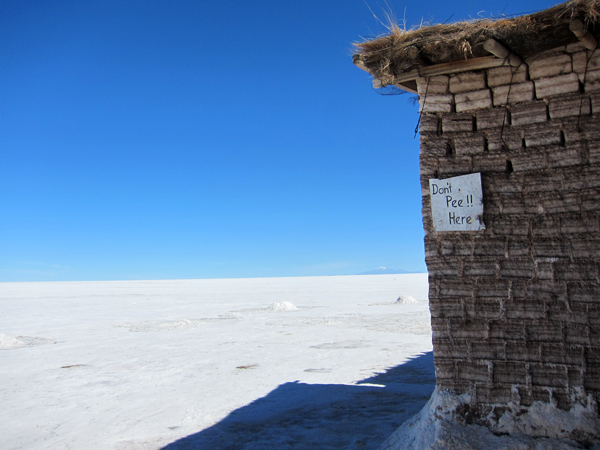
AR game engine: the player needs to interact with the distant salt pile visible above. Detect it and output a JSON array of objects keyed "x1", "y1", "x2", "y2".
[
  {"x1": 267, "y1": 301, "x2": 298, "y2": 311},
  {"x1": 0, "y1": 334, "x2": 56, "y2": 349},
  {"x1": 0, "y1": 334, "x2": 21, "y2": 350},
  {"x1": 396, "y1": 295, "x2": 418, "y2": 304}
]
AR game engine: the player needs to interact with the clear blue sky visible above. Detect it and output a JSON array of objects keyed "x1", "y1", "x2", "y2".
[{"x1": 1, "y1": 0, "x2": 558, "y2": 281}]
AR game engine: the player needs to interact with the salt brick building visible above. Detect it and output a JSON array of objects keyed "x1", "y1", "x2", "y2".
[{"x1": 355, "y1": 0, "x2": 600, "y2": 445}]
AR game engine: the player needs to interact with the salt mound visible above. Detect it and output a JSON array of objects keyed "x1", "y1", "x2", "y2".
[
  {"x1": 267, "y1": 301, "x2": 298, "y2": 311},
  {"x1": 380, "y1": 388, "x2": 597, "y2": 450},
  {"x1": 0, "y1": 334, "x2": 22, "y2": 350},
  {"x1": 396, "y1": 295, "x2": 418, "y2": 304}
]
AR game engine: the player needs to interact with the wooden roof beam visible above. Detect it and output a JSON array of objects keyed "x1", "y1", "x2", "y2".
[
  {"x1": 483, "y1": 39, "x2": 523, "y2": 67},
  {"x1": 352, "y1": 54, "x2": 371, "y2": 74},
  {"x1": 570, "y1": 19, "x2": 598, "y2": 51}
]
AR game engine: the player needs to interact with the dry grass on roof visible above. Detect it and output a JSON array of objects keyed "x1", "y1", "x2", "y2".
[{"x1": 355, "y1": 0, "x2": 600, "y2": 82}]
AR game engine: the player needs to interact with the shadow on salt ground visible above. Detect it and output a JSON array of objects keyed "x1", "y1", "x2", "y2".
[{"x1": 161, "y1": 352, "x2": 435, "y2": 450}]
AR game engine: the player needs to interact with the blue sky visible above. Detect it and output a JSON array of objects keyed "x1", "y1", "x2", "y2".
[{"x1": 1, "y1": 0, "x2": 558, "y2": 281}]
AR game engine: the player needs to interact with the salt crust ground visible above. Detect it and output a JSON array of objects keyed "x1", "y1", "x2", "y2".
[
  {"x1": 380, "y1": 388, "x2": 600, "y2": 450},
  {"x1": 0, "y1": 274, "x2": 433, "y2": 450}
]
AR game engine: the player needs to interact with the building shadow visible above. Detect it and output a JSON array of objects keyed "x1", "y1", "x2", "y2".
[{"x1": 161, "y1": 352, "x2": 435, "y2": 450}]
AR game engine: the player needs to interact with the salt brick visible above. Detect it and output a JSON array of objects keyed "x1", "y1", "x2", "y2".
[
  {"x1": 432, "y1": 338, "x2": 469, "y2": 358},
  {"x1": 457, "y1": 361, "x2": 490, "y2": 383},
  {"x1": 548, "y1": 93, "x2": 591, "y2": 119},
  {"x1": 490, "y1": 321, "x2": 526, "y2": 340},
  {"x1": 419, "y1": 155, "x2": 438, "y2": 175},
  {"x1": 475, "y1": 277, "x2": 510, "y2": 297},
  {"x1": 488, "y1": 174, "x2": 525, "y2": 194},
  {"x1": 427, "y1": 258, "x2": 462, "y2": 277},
  {"x1": 511, "y1": 101, "x2": 547, "y2": 126},
  {"x1": 562, "y1": 166, "x2": 600, "y2": 190},
  {"x1": 499, "y1": 259, "x2": 535, "y2": 278},
  {"x1": 530, "y1": 213, "x2": 560, "y2": 233},
  {"x1": 471, "y1": 341, "x2": 506, "y2": 360},
  {"x1": 518, "y1": 387, "x2": 552, "y2": 405},
  {"x1": 560, "y1": 123, "x2": 585, "y2": 143},
  {"x1": 568, "y1": 367, "x2": 584, "y2": 386},
  {"x1": 554, "y1": 261, "x2": 599, "y2": 281},
  {"x1": 421, "y1": 136, "x2": 451, "y2": 156},
  {"x1": 442, "y1": 113, "x2": 474, "y2": 133},
  {"x1": 449, "y1": 72, "x2": 486, "y2": 93},
  {"x1": 586, "y1": 50, "x2": 600, "y2": 70},
  {"x1": 419, "y1": 94, "x2": 453, "y2": 113},
  {"x1": 434, "y1": 360, "x2": 457, "y2": 380},
  {"x1": 463, "y1": 259, "x2": 499, "y2": 277},
  {"x1": 430, "y1": 300, "x2": 465, "y2": 319},
  {"x1": 585, "y1": 69, "x2": 600, "y2": 93},
  {"x1": 532, "y1": 239, "x2": 569, "y2": 258},
  {"x1": 584, "y1": 365, "x2": 600, "y2": 390},
  {"x1": 464, "y1": 298, "x2": 504, "y2": 319},
  {"x1": 566, "y1": 213, "x2": 600, "y2": 234},
  {"x1": 437, "y1": 156, "x2": 473, "y2": 177},
  {"x1": 431, "y1": 320, "x2": 450, "y2": 339},
  {"x1": 472, "y1": 240, "x2": 508, "y2": 258},
  {"x1": 455, "y1": 89, "x2": 492, "y2": 112},
  {"x1": 419, "y1": 114, "x2": 440, "y2": 134},
  {"x1": 508, "y1": 241, "x2": 530, "y2": 258},
  {"x1": 475, "y1": 386, "x2": 512, "y2": 404},
  {"x1": 476, "y1": 108, "x2": 509, "y2": 130},
  {"x1": 567, "y1": 281, "x2": 600, "y2": 303},
  {"x1": 526, "y1": 321, "x2": 563, "y2": 342},
  {"x1": 483, "y1": 199, "x2": 503, "y2": 215},
  {"x1": 572, "y1": 51, "x2": 589, "y2": 79},
  {"x1": 417, "y1": 75, "x2": 450, "y2": 95},
  {"x1": 579, "y1": 115, "x2": 600, "y2": 138},
  {"x1": 523, "y1": 123, "x2": 562, "y2": 147},
  {"x1": 566, "y1": 41, "x2": 589, "y2": 53},
  {"x1": 472, "y1": 154, "x2": 512, "y2": 173},
  {"x1": 489, "y1": 218, "x2": 527, "y2": 237},
  {"x1": 493, "y1": 362, "x2": 527, "y2": 384},
  {"x1": 546, "y1": 148, "x2": 582, "y2": 168},
  {"x1": 497, "y1": 194, "x2": 527, "y2": 215},
  {"x1": 511, "y1": 280, "x2": 532, "y2": 299},
  {"x1": 523, "y1": 172, "x2": 571, "y2": 192},
  {"x1": 547, "y1": 299, "x2": 573, "y2": 322},
  {"x1": 440, "y1": 240, "x2": 470, "y2": 257},
  {"x1": 449, "y1": 319, "x2": 489, "y2": 340},
  {"x1": 484, "y1": 128, "x2": 523, "y2": 151},
  {"x1": 570, "y1": 239, "x2": 600, "y2": 259},
  {"x1": 454, "y1": 134, "x2": 486, "y2": 155},
  {"x1": 487, "y1": 65, "x2": 528, "y2": 87},
  {"x1": 573, "y1": 298, "x2": 597, "y2": 320},
  {"x1": 534, "y1": 262, "x2": 554, "y2": 280},
  {"x1": 492, "y1": 82, "x2": 534, "y2": 106},
  {"x1": 506, "y1": 300, "x2": 546, "y2": 320},
  {"x1": 506, "y1": 341, "x2": 541, "y2": 362},
  {"x1": 528, "y1": 53, "x2": 572, "y2": 79},
  {"x1": 530, "y1": 364, "x2": 568, "y2": 389},
  {"x1": 534, "y1": 73, "x2": 580, "y2": 98},
  {"x1": 440, "y1": 280, "x2": 474, "y2": 297},
  {"x1": 585, "y1": 347, "x2": 600, "y2": 364},
  {"x1": 541, "y1": 343, "x2": 584, "y2": 365},
  {"x1": 511, "y1": 153, "x2": 547, "y2": 172},
  {"x1": 550, "y1": 391, "x2": 573, "y2": 410}
]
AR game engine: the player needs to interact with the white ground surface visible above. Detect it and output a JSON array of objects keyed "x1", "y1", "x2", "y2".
[{"x1": 0, "y1": 274, "x2": 434, "y2": 450}]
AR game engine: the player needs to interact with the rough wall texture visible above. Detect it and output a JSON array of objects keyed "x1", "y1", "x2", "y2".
[{"x1": 418, "y1": 41, "x2": 600, "y2": 426}]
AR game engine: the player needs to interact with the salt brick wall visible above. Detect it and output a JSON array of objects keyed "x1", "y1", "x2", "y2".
[{"x1": 417, "y1": 42, "x2": 600, "y2": 417}]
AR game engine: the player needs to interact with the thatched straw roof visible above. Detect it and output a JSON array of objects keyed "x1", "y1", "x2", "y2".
[{"x1": 354, "y1": 0, "x2": 600, "y2": 90}]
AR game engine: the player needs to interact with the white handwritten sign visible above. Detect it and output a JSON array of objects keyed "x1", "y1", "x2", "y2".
[{"x1": 429, "y1": 173, "x2": 485, "y2": 232}]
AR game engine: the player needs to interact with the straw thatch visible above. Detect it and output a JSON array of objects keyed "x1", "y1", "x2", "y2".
[{"x1": 354, "y1": 0, "x2": 600, "y2": 82}]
